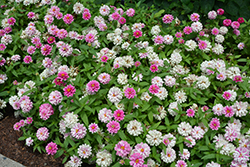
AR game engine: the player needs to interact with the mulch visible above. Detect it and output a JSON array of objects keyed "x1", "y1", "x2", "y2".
[{"x1": 0, "y1": 105, "x2": 94, "y2": 167}]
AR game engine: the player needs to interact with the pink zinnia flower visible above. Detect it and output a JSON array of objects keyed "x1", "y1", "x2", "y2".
[
  {"x1": 237, "y1": 17, "x2": 244, "y2": 24},
  {"x1": 198, "y1": 41, "x2": 207, "y2": 50},
  {"x1": 4, "y1": 27, "x2": 11, "y2": 34},
  {"x1": 8, "y1": 17, "x2": 16, "y2": 25},
  {"x1": 88, "y1": 123, "x2": 99, "y2": 133},
  {"x1": 0, "y1": 43, "x2": 6, "y2": 51},
  {"x1": 222, "y1": 91, "x2": 232, "y2": 101},
  {"x1": 46, "y1": 142, "x2": 58, "y2": 155},
  {"x1": 36, "y1": 127, "x2": 49, "y2": 141},
  {"x1": 56, "y1": 29, "x2": 68, "y2": 39},
  {"x1": 101, "y1": 55, "x2": 108, "y2": 62},
  {"x1": 233, "y1": 29, "x2": 240, "y2": 36},
  {"x1": 23, "y1": 55, "x2": 32, "y2": 64},
  {"x1": 134, "y1": 61, "x2": 141, "y2": 67},
  {"x1": 149, "y1": 84, "x2": 159, "y2": 94},
  {"x1": 183, "y1": 26, "x2": 192, "y2": 34},
  {"x1": 202, "y1": 106, "x2": 209, "y2": 112},
  {"x1": 114, "y1": 64, "x2": 120, "y2": 69},
  {"x1": 86, "y1": 80, "x2": 100, "y2": 93},
  {"x1": 26, "y1": 117, "x2": 33, "y2": 125},
  {"x1": 216, "y1": 73, "x2": 226, "y2": 81},
  {"x1": 154, "y1": 35, "x2": 164, "y2": 44},
  {"x1": 13, "y1": 80, "x2": 18, "y2": 85},
  {"x1": 199, "y1": 31, "x2": 205, "y2": 36},
  {"x1": 190, "y1": 13, "x2": 200, "y2": 21},
  {"x1": 27, "y1": 46, "x2": 36, "y2": 54},
  {"x1": 115, "y1": 140, "x2": 131, "y2": 157},
  {"x1": 32, "y1": 37, "x2": 40, "y2": 44},
  {"x1": 175, "y1": 32, "x2": 182, "y2": 38},
  {"x1": 98, "y1": 73, "x2": 111, "y2": 84},
  {"x1": 39, "y1": 103, "x2": 54, "y2": 120},
  {"x1": 114, "y1": 109, "x2": 125, "y2": 121},
  {"x1": 63, "y1": 84, "x2": 76, "y2": 97},
  {"x1": 63, "y1": 14, "x2": 74, "y2": 24},
  {"x1": 211, "y1": 27, "x2": 219, "y2": 35},
  {"x1": 186, "y1": 108, "x2": 195, "y2": 117},
  {"x1": 124, "y1": 87, "x2": 136, "y2": 99},
  {"x1": 13, "y1": 122, "x2": 21, "y2": 131},
  {"x1": 82, "y1": 12, "x2": 91, "y2": 20},
  {"x1": 55, "y1": 12, "x2": 63, "y2": 19},
  {"x1": 133, "y1": 30, "x2": 142, "y2": 38},
  {"x1": 129, "y1": 153, "x2": 144, "y2": 167},
  {"x1": 85, "y1": 33, "x2": 95, "y2": 43},
  {"x1": 223, "y1": 106, "x2": 234, "y2": 117},
  {"x1": 238, "y1": 42, "x2": 245, "y2": 50},
  {"x1": 150, "y1": 64, "x2": 158, "y2": 73},
  {"x1": 41, "y1": 44, "x2": 52, "y2": 56},
  {"x1": 245, "y1": 92, "x2": 250, "y2": 98},
  {"x1": 0, "y1": 29, "x2": 5, "y2": 36},
  {"x1": 111, "y1": 12, "x2": 120, "y2": 20},
  {"x1": 231, "y1": 21, "x2": 240, "y2": 29},
  {"x1": 27, "y1": 12, "x2": 35, "y2": 19},
  {"x1": 126, "y1": 8, "x2": 135, "y2": 17},
  {"x1": 54, "y1": 77, "x2": 63, "y2": 86},
  {"x1": 223, "y1": 19, "x2": 231, "y2": 27},
  {"x1": 71, "y1": 123, "x2": 87, "y2": 139},
  {"x1": 58, "y1": 71, "x2": 69, "y2": 81},
  {"x1": 176, "y1": 160, "x2": 187, "y2": 167},
  {"x1": 0, "y1": 57, "x2": 6, "y2": 66},
  {"x1": 217, "y1": 8, "x2": 224, "y2": 15},
  {"x1": 118, "y1": 17, "x2": 126, "y2": 24},
  {"x1": 162, "y1": 14, "x2": 174, "y2": 24},
  {"x1": 107, "y1": 120, "x2": 120, "y2": 134},
  {"x1": 209, "y1": 118, "x2": 220, "y2": 130},
  {"x1": 178, "y1": 39, "x2": 185, "y2": 44},
  {"x1": 233, "y1": 75, "x2": 243, "y2": 82},
  {"x1": 47, "y1": 36, "x2": 55, "y2": 44}
]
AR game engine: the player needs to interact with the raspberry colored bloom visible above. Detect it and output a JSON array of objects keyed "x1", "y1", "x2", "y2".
[
  {"x1": 0, "y1": 29, "x2": 5, "y2": 36},
  {"x1": 129, "y1": 153, "x2": 144, "y2": 167},
  {"x1": 46, "y1": 142, "x2": 58, "y2": 155},
  {"x1": 86, "y1": 80, "x2": 100, "y2": 93},
  {"x1": 233, "y1": 75, "x2": 243, "y2": 82},
  {"x1": 211, "y1": 27, "x2": 219, "y2": 35},
  {"x1": 237, "y1": 17, "x2": 245, "y2": 24},
  {"x1": 222, "y1": 91, "x2": 232, "y2": 101},
  {"x1": 107, "y1": 120, "x2": 120, "y2": 134},
  {"x1": 13, "y1": 122, "x2": 21, "y2": 131},
  {"x1": 223, "y1": 106, "x2": 234, "y2": 117},
  {"x1": 58, "y1": 71, "x2": 69, "y2": 81},
  {"x1": 8, "y1": 17, "x2": 16, "y2": 25},
  {"x1": 154, "y1": 35, "x2": 164, "y2": 44},
  {"x1": 186, "y1": 108, "x2": 195, "y2": 117},
  {"x1": 0, "y1": 43, "x2": 6, "y2": 51},
  {"x1": 24, "y1": 55, "x2": 32, "y2": 64},
  {"x1": 134, "y1": 61, "x2": 141, "y2": 67},
  {"x1": 54, "y1": 77, "x2": 63, "y2": 86},
  {"x1": 101, "y1": 55, "x2": 108, "y2": 62},
  {"x1": 223, "y1": 19, "x2": 231, "y2": 26},
  {"x1": 115, "y1": 140, "x2": 131, "y2": 157},
  {"x1": 88, "y1": 123, "x2": 99, "y2": 133},
  {"x1": 150, "y1": 64, "x2": 158, "y2": 73},
  {"x1": 133, "y1": 30, "x2": 142, "y2": 38},
  {"x1": 217, "y1": 8, "x2": 224, "y2": 15},
  {"x1": 118, "y1": 17, "x2": 126, "y2": 24},
  {"x1": 63, "y1": 14, "x2": 74, "y2": 24},
  {"x1": 231, "y1": 21, "x2": 240, "y2": 29},
  {"x1": 27, "y1": 12, "x2": 35, "y2": 19},
  {"x1": 175, "y1": 32, "x2": 182, "y2": 38},
  {"x1": 39, "y1": 103, "x2": 54, "y2": 120},
  {"x1": 124, "y1": 87, "x2": 136, "y2": 99},
  {"x1": 63, "y1": 84, "x2": 76, "y2": 97},
  {"x1": 209, "y1": 118, "x2": 220, "y2": 130},
  {"x1": 149, "y1": 84, "x2": 159, "y2": 94},
  {"x1": 26, "y1": 117, "x2": 33, "y2": 124},
  {"x1": 47, "y1": 36, "x2": 55, "y2": 44},
  {"x1": 4, "y1": 27, "x2": 12, "y2": 34},
  {"x1": 41, "y1": 44, "x2": 52, "y2": 56},
  {"x1": 183, "y1": 26, "x2": 192, "y2": 34},
  {"x1": 162, "y1": 14, "x2": 174, "y2": 24},
  {"x1": 57, "y1": 29, "x2": 68, "y2": 39},
  {"x1": 114, "y1": 109, "x2": 125, "y2": 121},
  {"x1": 178, "y1": 39, "x2": 185, "y2": 44},
  {"x1": 111, "y1": 12, "x2": 120, "y2": 20},
  {"x1": 198, "y1": 41, "x2": 207, "y2": 50},
  {"x1": 245, "y1": 92, "x2": 250, "y2": 98},
  {"x1": 82, "y1": 12, "x2": 91, "y2": 20}
]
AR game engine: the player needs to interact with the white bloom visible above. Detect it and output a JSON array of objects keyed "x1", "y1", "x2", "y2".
[
  {"x1": 146, "y1": 130, "x2": 162, "y2": 146},
  {"x1": 164, "y1": 35, "x2": 173, "y2": 44},
  {"x1": 113, "y1": 35, "x2": 122, "y2": 45},
  {"x1": 123, "y1": 55, "x2": 134, "y2": 68},
  {"x1": 25, "y1": 137, "x2": 34, "y2": 147},
  {"x1": 127, "y1": 120, "x2": 143, "y2": 136},
  {"x1": 117, "y1": 73, "x2": 128, "y2": 85},
  {"x1": 99, "y1": 5, "x2": 110, "y2": 16},
  {"x1": 162, "y1": 133, "x2": 176, "y2": 147},
  {"x1": 151, "y1": 76, "x2": 163, "y2": 87},
  {"x1": 24, "y1": 80, "x2": 36, "y2": 90},
  {"x1": 191, "y1": 21, "x2": 203, "y2": 32},
  {"x1": 140, "y1": 92, "x2": 152, "y2": 102},
  {"x1": 168, "y1": 102, "x2": 178, "y2": 116},
  {"x1": 178, "y1": 122, "x2": 192, "y2": 136},
  {"x1": 219, "y1": 26, "x2": 228, "y2": 35},
  {"x1": 212, "y1": 43, "x2": 224, "y2": 55},
  {"x1": 213, "y1": 104, "x2": 224, "y2": 116},
  {"x1": 170, "y1": 52, "x2": 182, "y2": 65},
  {"x1": 226, "y1": 67, "x2": 240, "y2": 79},
  {"x1": 96, "y1": 150, "x2": 112, "y2": 167},
  {"x1": 78, "y1": 144, "x2": 92, "y2": 159},
  {"x1": 121, "y1": 42, "x2": 130, "y2": 50},
  {"x1": 9, "y1": 95, "x2": 19, "y2": 106},
  {"x1": 107, "y1": 87, "x2": 123, "y2": 103},
  {"x1": 155, "y1": 87, "x2": 168, "y2": 100},
  {"x1": 73, "y1": 2, "x2": 84, "y2": 14},
  {"x1": 114, "y1": 28, "x2": 122, "y2": 36},
  {"x1": 59, "y1": 120, "x2": 66, "y2": 134},
  {"x1": 174, "y1": 90, "x2": 187, "y2": 103},
  {"x1": 185, "y1": 40, "x2": 197, "y2": 51},
  {"x1": 153, "y1": 106, "x2": 167, "y2": 120},
  {"x1": 196, "y1": 76, "x2": 210, "y2": 90},
  {"x1": 161, "y1": 147, "x2": 176, "y2": 163},
  {"x1": 206, "y1": 161, "x2": 221, "y2": 167},
  {"x1": 215, "y1": 34, "x2": 224, "y2": 43},
  {"x1": 132, "y1": 73, "x2": 143, "y2": 82},
  {"x1": 232, "y1": 101, "x2": 248, "y2": 117},
  {"x1": 164, "y1": 76, "x2": 176, "y2": 87},
  {"x1": 184, "y1": 74, "x2": 198, "y2": 86},
  {"x1": 98, "y1": 108, "x2": 113, "y2": 123},
  {"x1": 0, "y1": 99, "x2": 7, "y2": 109},
  {"x1": 151, "y1": 25, "x2": 161, "y2": 35},
  {"x1": 64, "y1": 112, "x2": 79, "y2": 129}
]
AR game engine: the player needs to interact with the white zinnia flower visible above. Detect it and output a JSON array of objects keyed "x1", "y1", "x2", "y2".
[
  {"x1": 127, "y1": 120, "x2": 143, "y2": 136},
  {"x1": 196, "y1": 76, "x2": 210, "y2": 90},
  {"x1": 146, "y1": 130, "x2": 162, "y2": 146},
  {"x1": 96, "y1": 150, "x2": 112, "y2": 167},
  {"x1": 174, "y1": 90, "x2": 187, "y2": 103},
  {"x1": 185, "y1": 40, "x2": 197, "y2": 51},
  {"x1": 161, "y1": 147, "x2": 176, "y2": 163},
  {"x1": 64, "y1": 112, "x2": 79, "y2": 129},
  {"x1": 117, "y1": 73, "x2": 128, "y2": 85},
  {"x1": 178, "y1": 122, "x2": 192, "y2": 136}
]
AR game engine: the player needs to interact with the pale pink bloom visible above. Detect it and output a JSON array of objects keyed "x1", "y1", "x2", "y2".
[
  {"x1": 57, "y1": 29, "x2": 68, "y2": 39},
  {"x1": 88, "y1": 123, "x2": 99, "y2": 133},
  {"x1": 63, "y1": 84, "x2": 76, "y2": 97},
  {"x1": 98, "y1": 73, "x2": 111, "y2": 84},
  {"x1": 245, "y1": 92, "x2": 250, "y2": 98},
  {"x1": 124, "y1": 87, "x2": 136, "y2": 99},
  {"x1": 4, "y1": 27, "x2": 11, "y2": 34},
  {"x1": 55, "y1": 12, "x2": 63, "y2": 19},
  {"x1": 178, "y1": 39, "x2": 185, "y2": 44},
  {"x1": 49, "y1": 91, "x2": 62, "y2": 105},
  {"x1": 39, "y1": 103, "x2": 54, "y2": 120},
  {"x1": 115, "y1": 140, "x2": 131, "y2": 157},
  {"x1": 176, "y1": 160, "x2": 187, "y2": 167},
  {"x1": 41, "y1": 44, "x2": 52, "y2": 56},
  {"x1": 36, "y1": 127, "x2": 49, "y2": 141},
  {"x1": 46, "y1": 142, "x2": 58, "y2": 155},
  {"x1": 49, "y1": 6, "x2": 60, "y2": 16},
  {"x1": 134, "y1": 142, "x2": 151, "y2": 159},
  {"x1": 154, "y1": 35, "x2": 164, "y2": 44},
  {"x1": 149, "y1": 84, "x2": 159, "y2": 94},
  {"x1": 63, "y1": 14, "x2": 74, "y2": 24},
  {"x1": 114, "y1": 109, "x2": 125, "y2": 121},
  {"x1": 184, "y1": 136, "x2": 196, "y2": 147},
  {"x1": 175, "y1": 32, "x2": 182, "y2": 38},
  {"x1": 237, "y1": 42, "x2": 244, "y2": 50},
  {"x1": 233, "y1": 29, "x2": 240, "y2": 36},
  {"x1": 85, "y1": 33, "x2": 95, "y2": 43},
  {"x1": 208, "y1": 10, "x2": 217, "y2": 19},
  {"x1": 190, "y1": 13, "x2": 200, "y2": 21},
  {"x1": 209, "y1": 118, "x2": 220, "y2": 130},
  {"x1": 162, "y1": 14, "x2": 174, "y2": 24},
  {"x1": 44, "y1": 15, "x2": 54, "y2": 24},
  {"x1": 126, "y1": 8, "x2": 135, "y2": 17},
  {"x1": 216, "y1": 73, "x2": 226, "y2": 81},
  {"x1": 129, "y1": 153, "x2": 144, "y2": 167},
  {"x1": 71, "y1": 123, "x2": 87, "y2": 139},
  {"x1": 223, "y1": 106, "x2": 234, "y2": 117},
  {"x1": 42, "y1": 57, "x2": 52, "y2": 68},
  {"x1": 199, "y1": 31, "x2": 205, "y2": 36},
  {"x1": 107, "y1": 120, "x2": 120, "y2": 134}
]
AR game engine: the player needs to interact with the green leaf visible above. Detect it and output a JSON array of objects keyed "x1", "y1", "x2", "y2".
[
  {"x1": 18, "y1": 136, "x2": 26, "y2": 141},
  {"x1": 154, "y1": 10, "x2": 165, "y2": 18},
  {"x1": 80, "y1": 112, "x2": 89, "y2": 126},
  {"x1": 148, "y1": 111, "x2": 153, "y2": 123},
  {"x1": 54, "y1": 149, "x2": 64, "y2": 159},
  {"x1": 142, "y1": 103, "x2": 150, "y2": 112},
  {"x1": 0, "y1": 91, "x2": 8, "y2": 96},
  {"x1": 202, "y1": 154, "x2": 216, "y2": 160},
  {"x1": 118, "y1": 131, "x2": 127, "y2": 140}
]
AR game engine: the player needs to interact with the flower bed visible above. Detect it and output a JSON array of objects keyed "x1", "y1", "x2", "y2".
[{"x1": 0, "y1": 0, "x2": 250, "y2": 167}]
